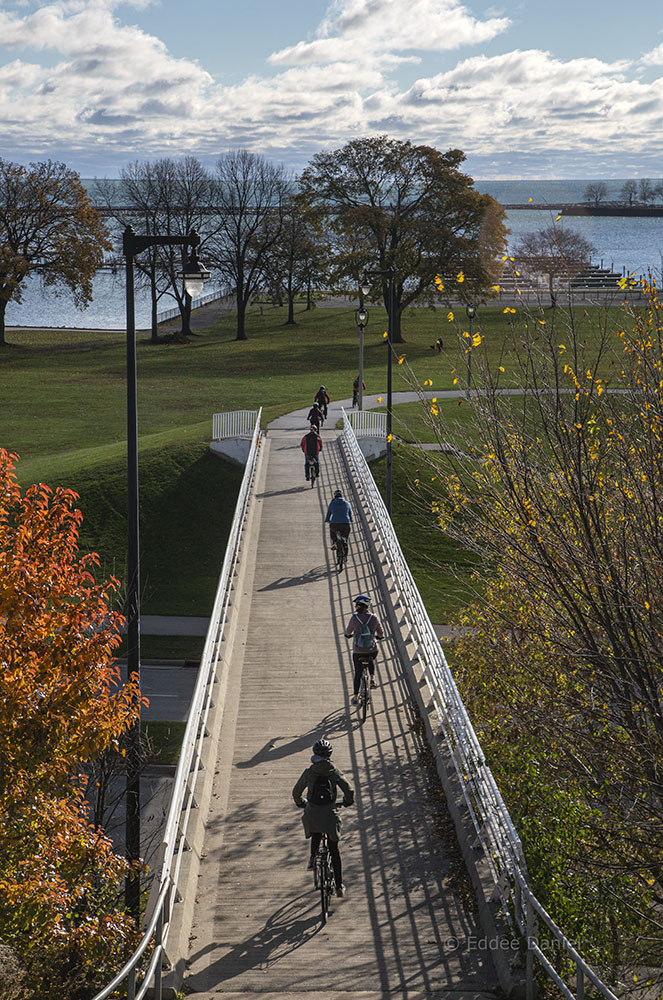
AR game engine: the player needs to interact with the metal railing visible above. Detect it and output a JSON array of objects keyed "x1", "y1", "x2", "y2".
[
  {"x1": 92, "y1": 409, "x2": 263, "y2": 1000},
  {"x1": 340, "y1": 408, "x2": 619, "y2": 1000},
  {"x1": 212, "y1": 409, "x2": 260, "y2": 440},
  {"x1": 346, "y1": 409, "x2": 387, "y2": 438},
  {"x1": 156, "y1": 287, "x2": 231, "y2": 324}
]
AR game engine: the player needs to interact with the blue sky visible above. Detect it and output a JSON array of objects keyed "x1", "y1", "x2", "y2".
[{"x1": 0, "y1": 0, "x2": 662, "y2": 179}]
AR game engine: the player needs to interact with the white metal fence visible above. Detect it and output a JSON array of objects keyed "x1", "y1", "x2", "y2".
[
  {"x1": 213, "y1": 410, "x2": 260, "y2": 440},
  {"x1": 92, "y1": 409, "x2": 263, "y2": 1000},
  {"x1": 346, "y1": 408, "x2": 387, "y2": 438},
  {"x1": 156, "y1": 287, "x2": 231, "y2": 325},
  {"x1": 340, "y1": 408, "x2": 618, "y2": 1000}
]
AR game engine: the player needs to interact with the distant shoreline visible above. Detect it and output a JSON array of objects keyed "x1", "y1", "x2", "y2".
[{"x1": 504, "y1": 203, "x2": 663, "y2": 217}]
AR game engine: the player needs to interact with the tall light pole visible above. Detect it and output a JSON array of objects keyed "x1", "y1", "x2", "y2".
[
  {"x1": 361, "y1": 268, "x2": 394, "y2": 517},
  {"x1": 466, "y1": 304, "x2": 476, "y2": 390},
  {"x1": 122, "y1": 225, "x2": 209, "y2": 922},
  {"x1": 354, "y1": 301, "x2": 369, "y2": 410}
]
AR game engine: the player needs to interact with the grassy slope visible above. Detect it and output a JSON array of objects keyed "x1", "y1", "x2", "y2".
[{"x1": 4, "y1": 298, "x2": 628, "y2": 624}]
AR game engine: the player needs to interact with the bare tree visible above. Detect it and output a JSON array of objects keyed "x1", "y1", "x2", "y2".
[
  {"x1": 620, "y1": 179, "x2": 637, "y2": 206},
  {"x1": 513, "y1": 224, "x2": 596, "y2": 306},
  {"x1": 209, "y1": 151, "x2": 288, "y2": 341},
  {"x1": 639, "y1": 177, "x2": 655, "y2": 204},
  {"x1": 263, "y1": 191, "x2": 326, "y2": 324},
  {"x1": 584, "y1": 181, "x2": 607, "y2": 206}
]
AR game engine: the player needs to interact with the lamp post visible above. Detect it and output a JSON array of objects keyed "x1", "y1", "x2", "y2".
[
  {"x1": 466, "y1": 304, "x2": 476, "y2": 390},
  {"x1": 354, "y1": 302, "x2": 369, "y2": 410},
  {"x1": 361, "y1": 268, "x2": 394, "y2": 517},
  {"x1": 122, "y1": 225, "x2": 209, "y2": 922}
]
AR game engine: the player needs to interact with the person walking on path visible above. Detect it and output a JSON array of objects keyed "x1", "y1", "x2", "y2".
[
  {"x1": 292, "y1": 739, "x2": 354, "y2": 897},
  {"x1": 345, "y1": 595, "x2": 384, "y2": 704},
  {"x1": 301, "y1": 425, "x2": 322, "y2": 481},
  {"x1": 325, "y1": 489, "x2": 352, "y2": 550}
]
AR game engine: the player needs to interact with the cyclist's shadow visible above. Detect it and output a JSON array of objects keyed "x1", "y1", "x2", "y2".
[
  {"x1": 236, "y1": 709, "x2": 347, "y2": 768},
  {"x1": 185, "y1": 893, "x2": 322, "y2": 988}
]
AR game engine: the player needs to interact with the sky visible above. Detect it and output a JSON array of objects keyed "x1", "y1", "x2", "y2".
[{"x1": 1, "y1": 0, "x2": 663, "y2": 180}]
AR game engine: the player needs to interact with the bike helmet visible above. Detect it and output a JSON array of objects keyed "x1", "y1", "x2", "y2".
[
  {"x1": 354, "y1": 594, "x2": 370, "y2": 608},
  {"x1": 334, "y1": 489, "x2": 343, "y2": 498},
  {"x1": 312, "y1": 738, "x2": 333, "y2": 758},
  {"x1": 310, "y1": 424, "x2": 318, "y2": 431}
]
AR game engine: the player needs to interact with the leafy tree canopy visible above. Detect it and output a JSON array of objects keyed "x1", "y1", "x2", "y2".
[
  {"x1": 300, "y1": 135, "x2": 507, "y2": 342},
  {"x1": 0, "y1": 158, "x2": 111, "y2": 345}
]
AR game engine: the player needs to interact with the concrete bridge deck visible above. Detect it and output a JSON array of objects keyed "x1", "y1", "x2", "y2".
[{"x1": 179, "y1": 413, "x2": 499, "y2": 999}]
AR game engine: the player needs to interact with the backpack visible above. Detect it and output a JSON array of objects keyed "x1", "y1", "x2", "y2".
[
  {"x1": 356, "y1": 614, "x2": 375, "y2": 650},
  {"x1": 309, "y1": 773, "x2": 336, "y2": 805}
]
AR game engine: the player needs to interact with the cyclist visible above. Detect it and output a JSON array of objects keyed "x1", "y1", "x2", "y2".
[
  {"x1": 292, "y1": 739, "x2": 354, "y2": 897},
  {"x1": 301, "y1": 424, "x2": 322, "y2": 481},
  {"x1": 345, "y1": 595, "x2": 384, "y2": 704},
  {"x1": 352, "y1": 376, "x2": 366, "y2": 408},
  {"x1": 325, "y1": 489, "x2": 352, "y2": 550},
  {"x1": 307, "y1": 400, "x2": 325, "y2": 430},
  {"x1": 315, "y1": 385, "x2": 330, "y2": 418}
]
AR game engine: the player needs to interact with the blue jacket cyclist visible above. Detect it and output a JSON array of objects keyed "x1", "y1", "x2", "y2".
[{"x1": 325, "y1": 489, "x2": 352, "y2": 549}]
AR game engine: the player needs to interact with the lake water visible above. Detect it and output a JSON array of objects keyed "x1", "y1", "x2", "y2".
[{"x1": 7, "y1": 179, "x2": 663, "y2": 329}]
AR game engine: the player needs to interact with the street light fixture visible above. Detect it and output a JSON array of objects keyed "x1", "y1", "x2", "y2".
[
  {"x1": 122, "y1": 225, "x2": 209, "y2": 922},
  {"x1": 354, "y1": 303, "x2": 369, "y2": 410},
  {"x1": 361, "y1": 268, "x2": 395, "y2": 517},
  {"x1": 466, "y1": 304, "x2": 476, "y2": 390}
]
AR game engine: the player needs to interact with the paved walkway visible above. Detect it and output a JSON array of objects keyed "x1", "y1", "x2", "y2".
[{"x1": 181, "y1": 422, "x2": 497, "y2": 998}]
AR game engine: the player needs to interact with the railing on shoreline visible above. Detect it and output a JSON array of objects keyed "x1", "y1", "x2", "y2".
[
  {"x1": 340, "y1": 409, "x2": 619, "y2": 1000},
  {"x1": 91, "y1": 410, "x2": 263, "y2": 1000},
  {"x1": 156, "y1": 288, "x2": 232, "y2": 325}
]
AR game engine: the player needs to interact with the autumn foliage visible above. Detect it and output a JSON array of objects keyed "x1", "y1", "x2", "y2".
[
  {"x1": 419, "y1": 281, "x2": 663, "y2": 989},
  {"x1": 0, "y1": 450, "x2": 142, "y2": 997}
]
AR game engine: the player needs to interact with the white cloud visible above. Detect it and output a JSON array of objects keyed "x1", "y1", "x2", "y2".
[
  {"x1": 641, "y1": 43, "x2": 663, "y2": 66},
  {"x1": 269, "y1": 0, "x2": 510, "y2": 66},
  {"x1": 0, "y1": 0, "x2": 662, "y2": 176}
]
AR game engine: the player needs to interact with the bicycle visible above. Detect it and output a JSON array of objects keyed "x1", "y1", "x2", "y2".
[
  {"x1": 335, "y1": 533, "x2": 348, "y2": 571},
  {"x1": 313, "y1": 833, "x2": 336, "y2": 924},
  {"x1": 355, "y1": 653, "x2": 374, "y2": 723},
  {"x1": 306, "y1": 456, "x2": 318, "y2": 487}
]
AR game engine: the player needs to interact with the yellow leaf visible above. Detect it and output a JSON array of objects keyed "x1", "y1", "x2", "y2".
[
  {"x1": 377, "y1": 396, "x2": 383, "y2": 403},
  {"x1": 555, "y1": 214, "x2": 562, "y2": 222},
  {"x1": 528, "y1": 196, "x2": 533, "y2": 202},
  {"x1": 472, "y1": 333, "x2": 482, "y2": 347},
  {"x1": 645, "y1": 601, "x2": 650, "y2": 610},
  {"x1": 453, "y1": 377, "x2": 458, "y2": 385},
  {"x1": 456, "y1": 271, "x2": 465, "y2": 283},
  {"x1": 383, "y1": 331, "x2": 388, "y2": 339},
  {"x1": 431, "y1": 405, "x2": 438, "y2": 415},
  {"x1": 432, "y1": 396, "x2": 437, "y2": 402},
  {"x1": 387, "y1": 433, "x2": 393, "y2": 442},
  {"x1": 539, "y1": 319, "x2": 546, "y2": 325},
  {"x1": 499, "y1": 366, "x2": 505, "y2": 372},
  {"x1": 447, "y1": 310, "x2": 454, "y2": 321},
  {"x1": 559, "y1": 343, "x2": 566, "y2": 351},
  {"x1": 397, "y1": 355, "x2": 406, "y2": 365}
]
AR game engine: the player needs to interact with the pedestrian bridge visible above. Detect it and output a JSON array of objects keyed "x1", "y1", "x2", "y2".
[{"x1": 95, "y1": 402, "x2": 618, "y2": 1000}]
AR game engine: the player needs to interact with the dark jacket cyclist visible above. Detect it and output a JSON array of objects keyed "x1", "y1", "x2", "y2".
[
  {"x1": 301, "y1": 425, "x2": 322, "y2": 480},
  {"x1": 292, "y1": 739, "x2": 354, "y2": 897},
  {"x1": 315, "y1": 385, "x2": 330, "y2": 417},
  {"x1": 325, "y1": 489, "x2": 352, "y2": 548}
]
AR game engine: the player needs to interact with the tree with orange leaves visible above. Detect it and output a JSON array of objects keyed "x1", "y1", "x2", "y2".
[{"x1": 0, "y1": 449, "x2": 143, "y2": 997}]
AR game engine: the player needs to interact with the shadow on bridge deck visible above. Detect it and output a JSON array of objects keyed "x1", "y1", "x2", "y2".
[{"x1": 179, "y1": 425, "x2": 499, "y2": 999}]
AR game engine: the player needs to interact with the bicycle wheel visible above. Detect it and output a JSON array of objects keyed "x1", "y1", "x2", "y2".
[
  {"x1": 319, "y1": 850, "x2": 332, "y2": 924},
  {"x1": 336, "y1": 537, "x2": 346, "y2": 571},
  {"x1": 359, "y1": 667, "x2": 369, "y2": 723}
]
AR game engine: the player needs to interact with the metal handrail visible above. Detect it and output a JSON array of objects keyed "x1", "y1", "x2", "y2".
[
  {"x1": 92, "y1": 408, "x2": 263, "y2": 1000},
  {"x1": 212, "y1": 409, "x2": 260, "y2": 440},
  {"x1": 340, "y1": 408, "x2": 619, "y2": 1000},
  {"x1": 346, "y1": 409, "x2": 387, "y2": 438}
]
